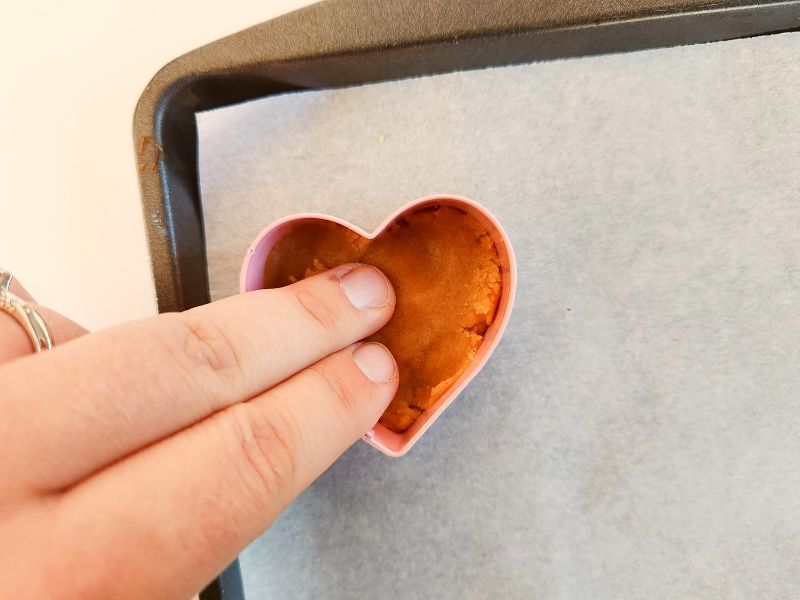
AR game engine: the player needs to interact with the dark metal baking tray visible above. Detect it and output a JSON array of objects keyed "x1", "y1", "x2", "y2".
[{"x1": 132, "y1": 1, "x2": 800, "y2": 598}]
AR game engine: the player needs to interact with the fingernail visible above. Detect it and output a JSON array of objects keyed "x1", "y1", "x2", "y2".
[
  {"x1": 353, "y1": 343, "x2": 397, "y2": 384},
  {"x1": 338, "y1": 265, "x2": 390, "y2": 310}
]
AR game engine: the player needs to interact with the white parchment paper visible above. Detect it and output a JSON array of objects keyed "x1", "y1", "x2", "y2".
[{"x1": 197, "y1": 32, "x2": 800, "y2": 600}]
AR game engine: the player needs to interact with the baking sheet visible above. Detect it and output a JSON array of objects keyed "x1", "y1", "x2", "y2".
[{"x1": 197, "y1": 32, "x2": 800, "y2": 599}]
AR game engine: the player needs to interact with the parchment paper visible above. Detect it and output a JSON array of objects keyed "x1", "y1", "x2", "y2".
[{"x1": 197, "y1": 32, "x2": 800, "y2": 599}]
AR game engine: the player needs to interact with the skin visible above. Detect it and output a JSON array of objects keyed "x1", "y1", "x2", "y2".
[{"x1": 0, "y1": 264, "x2": 398, "y2": 599}]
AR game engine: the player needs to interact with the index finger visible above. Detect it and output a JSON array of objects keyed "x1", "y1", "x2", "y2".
[{"x1": 0, "y1": 264, "x2": 394, "y2": 494}]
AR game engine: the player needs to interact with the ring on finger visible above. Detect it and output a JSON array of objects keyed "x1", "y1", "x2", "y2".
[{"x1": 0, "y1": 269, "x2": 53, "y2": 353}]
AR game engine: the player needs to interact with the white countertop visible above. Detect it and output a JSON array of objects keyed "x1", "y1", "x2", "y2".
[{"x1": 0, "y1": 0, "x2": 314, "y2": 331}]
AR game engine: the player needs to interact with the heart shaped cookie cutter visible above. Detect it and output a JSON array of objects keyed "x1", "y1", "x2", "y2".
[{"x1": 241, "y1": 195, "x2": 516, "y2": 456}]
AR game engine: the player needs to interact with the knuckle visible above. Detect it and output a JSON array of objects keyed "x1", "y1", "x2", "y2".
[
  {"x1": 224, "y1": 403, "x2": 299, "y2": 506},
  {"x1": 289, "y1": 285, "x2": 342, "y2": 333},
  {"x1": 307, "y1": 363, "x2": 363, "y2": 417},
  {"x1": 159, "y1": 313, "x2": 245, "y2": 386}
]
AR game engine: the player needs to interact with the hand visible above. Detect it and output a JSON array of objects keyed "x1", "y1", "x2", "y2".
[{"x1": 0, "y1": 265, "x2": 397, "y2": 599}]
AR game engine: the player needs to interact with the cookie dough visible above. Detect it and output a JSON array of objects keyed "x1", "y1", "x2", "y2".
[{"x1": 263, "y1": 206, "x2": 502, "y2": 432}]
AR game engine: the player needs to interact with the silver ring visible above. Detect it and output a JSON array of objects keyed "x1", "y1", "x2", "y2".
[{"x1": 0, "y1": 269, "x2": 53, "y2": 353}]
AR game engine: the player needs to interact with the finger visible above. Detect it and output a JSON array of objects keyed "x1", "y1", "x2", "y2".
[
  {"x1": 0, "y1": 274, "x2": 86, "y2": 361},
  {"x1": 46, "y1": 343, "x2": 398, "y2": 599},
  {"x1": 0, "y1": 303, "x2": 87, "y2": 363},
  {"x1": 0, "y1": 264, "x2": 394, "y2": 494}
]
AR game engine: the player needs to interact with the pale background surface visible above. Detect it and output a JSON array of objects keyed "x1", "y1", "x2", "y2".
[
  {"x1": 0, "y1": 0, "x2": 314, "y2": 330},
  {"x1": 198, "y1": 33, "x2": 800, "y2": 599}
]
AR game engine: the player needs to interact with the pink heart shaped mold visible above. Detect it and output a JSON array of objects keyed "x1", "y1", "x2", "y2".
[{"x1": 240, "y1": 195, "x2": 516, "y2": 456}]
